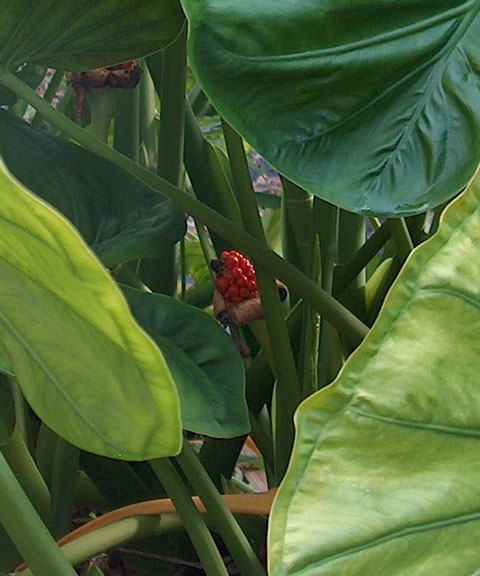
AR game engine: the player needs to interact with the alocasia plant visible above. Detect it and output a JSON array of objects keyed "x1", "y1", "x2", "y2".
[{"x1": 0, "y1": 1, "x2": 480, "y2": 575}]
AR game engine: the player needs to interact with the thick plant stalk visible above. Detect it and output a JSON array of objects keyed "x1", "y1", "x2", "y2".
[
  {"x1": 113, "y1": 87, "x2": 140, "y2": 161},
  {"x1": 35, "y1": 423, "x2": 57, "y2": 488},
  {"x1": 50, "y1": 439, "x2": 80, "y2": 539},
  {"x1": 139, "y1": 60, "x2": 157, "y2": 170},
  {"x1": 0, "y1": 70, "x2": 368, "y2": 346},
  {"x1": 338, "y1": 210, "x2": 367, "y2": 322},
  {"x1": 89, "y1": 87, "x2": 115, "y2": 143},
  {"x1": 281, "y1": 177, "x2": 314, "y2": 276},
  {"x1": 176, "y1": 439, "x2": 266, "y2": 576},
  {"x1": 222, "y1": 120, "x2": 300, "y2": 480},
  {"x1": 151, "y1": 458, "x2": 229, "y2": 576},
  {"x1": 1, "y1": 427, "x2": 51, "y2": 523},
  {"x1": 16, "y1": 490, "x2": 276, "y2": 574},
  {"x1": 388, "y1": 217, "x2": 414, "y2": 262},
  {"x1": 0, "y1": 451, "x2": 77, "y2": 576},
  {"x1": 184, "y1": 102, "x2": 242, "y2": 254},
  {"x1": 334, "y1": 223, "x2": 391, "y2": 296}
]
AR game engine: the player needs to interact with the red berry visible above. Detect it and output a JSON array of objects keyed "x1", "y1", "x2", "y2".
[
  {"x1": 236, "y1": 274, "x2": 248, "y2": 287},
  {"x1": 247, "y1": 278, "x2": 257, "y2": 291},
  {"x1": 225, "y1": 285, "x2": 239, "y2": 300},
  {"x1": 216, "y1": 277, "x2": 230, "y2": 293},
  {"x1": 225, "y1": 255, "x2": 239, "y2": 269},
  {"x1": 232, "y1": 267, "x2": 244, "y2": 280},
  {"x1": 220, "y1": 250, "x2": 231, "y2": 260}
]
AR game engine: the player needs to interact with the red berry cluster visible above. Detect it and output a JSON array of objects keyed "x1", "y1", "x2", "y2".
[{"x1": 215, "y1": 251, "x2": 259, "y2": 303}]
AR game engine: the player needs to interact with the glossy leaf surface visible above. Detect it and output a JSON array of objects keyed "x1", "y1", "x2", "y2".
[
  {"x1": 183, "y1": 0, "x2": 480, "y2": 216},
  {"x1": 0, "y1": 1, "x2": 184, "y2": 71},
  {"x1": 124, "y1": 287, "x2": 249, "y2": 438},
  {"x1": 269, "y1": 167, "x2": 480, "y2": 574},
  {"x1": 0, "y1": 162, "x2": 181, "y2": 460},
  {"x1": 0, "y1": 111, "x2": 185, "y2": 267}
]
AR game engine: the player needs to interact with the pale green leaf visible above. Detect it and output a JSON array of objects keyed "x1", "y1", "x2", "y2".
[
  {"x1": 0, "y1": 161, "x2": 181, "y2": 460},
  {"x1": 269, "y1": 167, "x2": 480, "y2": 574}
]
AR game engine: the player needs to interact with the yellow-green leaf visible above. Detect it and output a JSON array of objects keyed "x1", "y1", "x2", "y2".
[
  {"x1": 269, "y1": 166, "x2": 480, "y2": 574},
  {"x1": 0, "y1": 161, "x2": 181, "y2": 460}
]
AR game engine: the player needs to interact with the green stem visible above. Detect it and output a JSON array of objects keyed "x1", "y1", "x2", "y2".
[
  {"x1": 88, "y1": 87, "x2": 115, "y2": 143},
  {"x1": 0, "y1": 70, "x2": 368, "y2": 346},
  {"x1": 1, "y1": 427, "x2": 51, "y2": 523},
  {"x1": 222, "y1": 121, "x2": 300, "y2": 480},
  {"x1": 18, "y1": 515, "x2": 183, "y2": 576},
  {"x1": 184, "y1": 102, "x2": 242, "y2": 253},
  {"x1": 0, "y1": 451, "x2": 76, "y2": 576},
  {"x1": 280, "y1": 177, "x2": 314, "y2": 276},
  {"x1": 138, "y1": 60, "x2": 157, "y2": 170},
  {"x1": 180, "y1": 236, "x2": 187, "y2": 301},
  {"x1": 113, "y1": 87, "x2": 140, "y2": 161},
  {"x1": 388, "y1": 218, "x2": 414, "y2": 263},
  {"x1": 156, "y1": 21, "x2": 187, "y2": 186},
  {"x1": 176, "y1": 439, "x2": 266, "y2": 576},
  {"x1": 334, "y1": 223, "x2": 391, "y2": 296},
  {"x1": 317, "y1": 200, "x2": 341, "y2": 389},
  {"x1": 35, "y1": 423, "x2": 58, "y2": 489},
  {"x1": 50, "y1": 439, "x2": 80, "y2": 539},
  {"x1": 150, "y1": 458, "x2": 228, "y2": 576}
]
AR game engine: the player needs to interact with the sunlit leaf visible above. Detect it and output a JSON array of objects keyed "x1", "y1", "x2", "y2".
[
  {"x1": 124, "y1": 286, "x2": 249, "y2": 438},
  {"x1": 0, "y1": 1, "x2": 184, "y2": 71},
  {"x1": 183, "y1": 0, "x2": 480, "y2": 216},
  {"x1": 0, "y1": 111, "x2": 185, "y2": 267},
  {"x1": 269, "y1": 167, "x2": 480, "y2": 574},
  {"x1": 0, "y1": 161, "x2": 181, "y2": 460}
]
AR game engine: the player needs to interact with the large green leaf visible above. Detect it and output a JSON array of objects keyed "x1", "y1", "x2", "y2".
[
  {"x1": 0, "y1": 111, "x2": 185, "y2": 267},
  {"x1": 0, "y1": 1, "x2": 184, "y2": 71},
  {"x1": 0, "y1": 161, "x2": 181, "y2": 460},
  {"x1": 269, "y1": 166, "x2": 480, "y2": 574},
  {"x1": 183, "y1": 0, "x2": 480, "y2": 216},
  {"x1": 124, "y1": 287, "x2": 249, "y2": 438}
]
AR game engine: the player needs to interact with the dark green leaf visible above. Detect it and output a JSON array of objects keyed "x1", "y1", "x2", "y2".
[
  {"x1": 0, "y1": 376, "x2": 14, "y2": 446},
  {"x1": 0, "y1": 111, "x2": 186, "y2": 267},
  {"x1": 269, "y1": 167, "x2": 480, "y2": 574},
  {"x1": 183, "y1": 0, "x2": 480, "y2": 216},
  {"x1": 124, "y1": 286, "x2": 250, "y2": 438},
  {"x1": 0, "y1": 161, "x2": 181, "y2": 460},
  {"x1": 0, "y1": 1, "x2": 184, "y2": 71},
  {"x1": 0, "y1": 85, "x2": 15, "y2": 105}
]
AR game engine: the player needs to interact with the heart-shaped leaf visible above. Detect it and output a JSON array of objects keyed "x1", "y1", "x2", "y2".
[
  {"x1": 183, "y1": 0, "x2": 480, "y2": 216},
  {"x1": 269, "y1": 167, "x2": 480, "y2": 574},
  {"x1": 0, "y1": 161, "x2": 181, "y2": 460},
  {"x1": 0, "y1": 1, "x2": 184, "y2": 71},
  {"x1": 124, "y1": 286, "x2": 249, "y2": 438},
  {"x1": 0, "y1": 111, "x2": 186, "y2": 267}
]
